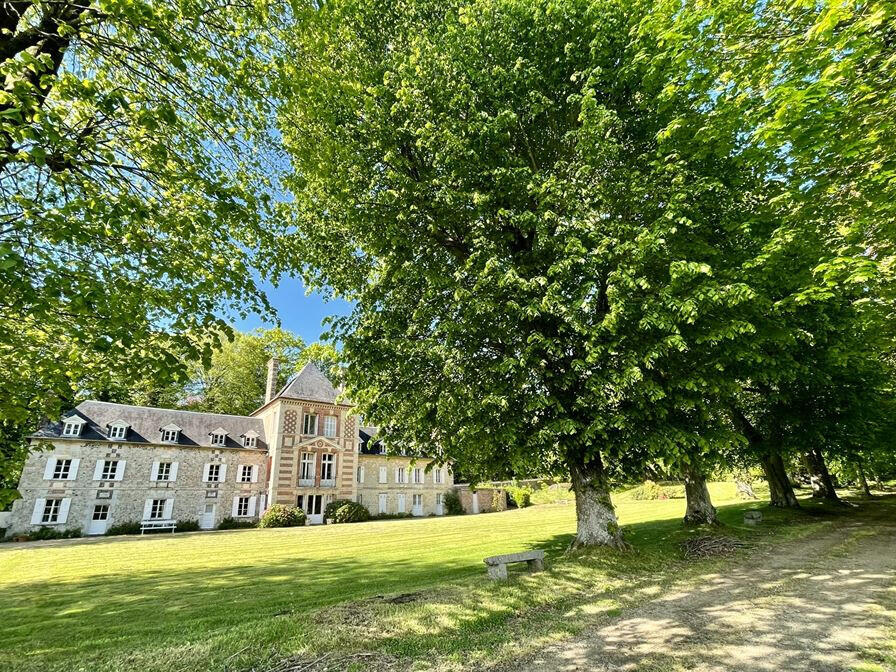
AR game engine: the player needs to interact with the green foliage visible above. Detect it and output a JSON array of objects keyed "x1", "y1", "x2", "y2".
[
  {"x1": 323, "y1": 498, "x2": 355, "y2": 520},
  {"x1": 507, "y1": 485, "x2": 532, "y2": 508},
  {"x1": 628, "y1": 480, "x2": 671, "y2": 501},
  {"x1": 372, "y1": 512, "x2": 414, "y2": 520},
  {"x1": 331, "y1": 502, "x2": 372, "y2": 524},
  {"x1": 0, "y1": 0, "x2": 295, "y2": 456},
  {"x1": 105, "y1": 521, "x2": 142, "y2": 536},
  {"x1": 258, "y1": 504, "x2": 306, "y2": 528},
  {"x1": 529, "y1": 483, "x2": 575, "y2": 506},
  {"x1": 442, "y1": 491, "x2": 464, "y2": 516},
  {"x1": 174, "y1": 520, "x2": 201, "y2": 533},
  {"x1": 28, "y1": 526, "x2": 82, "y2": 541},
  {"x1": 217, "y1": 517, "x2": 258, "y2": 531}
]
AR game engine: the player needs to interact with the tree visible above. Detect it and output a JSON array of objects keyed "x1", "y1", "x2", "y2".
[
  {"x1": 0, "y1": 0, "x2": 294, "y2": 431},
  {"x1": 281, "y1": 0, "x2": 774, "y2": 545}
]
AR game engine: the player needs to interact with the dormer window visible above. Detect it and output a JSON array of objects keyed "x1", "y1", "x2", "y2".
[
  {"x1": 209, "y1": 428, "x2": 228, "y2": 446},
  {"x1": 242, "y1": 430, "x2": 259, "y2": 449},
  {"x1": 61, "y1": 417, "x2": 86, "y2": 437},
  {"x1": 160, "y1": 424, "x2": 181, "y2": 443},
  {"x1": 107, "y1": 421, "x2": 129, "y2": 440}
]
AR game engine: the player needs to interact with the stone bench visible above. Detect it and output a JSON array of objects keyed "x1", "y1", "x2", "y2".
[
  {"x1": 483, "y1": 549, "x2": 545, "y2": 580},
  {"x1": 140, "y1": 520, "x2": 176, "y2": 535}
]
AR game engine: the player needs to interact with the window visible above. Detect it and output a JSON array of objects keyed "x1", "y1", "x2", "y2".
[
  {"x1": 206, "y1": 464, "x2": 222, "y2": 483},
  {"x1": 52, "y1": 459, "x2": 72, "y2": 480},
  {"x1": 239, "y1": 465, "x2": 254, "y2": 482},
  {"x1": 156, "y1": 462, "x2": 172, "y2": 481},
  {"x1": 100, "y1": 460, "x2": 119, "y2": 480},
  {"x1": 92, "y1": 504, "x2": 109, "y2": 521},
  {"x1": 236, "y1": 496, "x2": 250, "y2": 517},
  {"x1": 323, "y1": 415, "x2": 337, "y2": 437},
  {"x1": 149, "y1": 499, "x2": 166, "y2": 520},
  {"x1": 378, "y1": 466, "x2": 388, "y2": 483},
  {"x1": 108, "y1": 424, "x2": 127, "y2": 439},
  {"x1": 396, "y1": 466, "x2": 407, "y2": 484},
  {"x1": 357, "y1": 466, "x2": 365, "y2": 483},
  {"x1": 161, "y1": 428, "x2": 179, "y2": 443},
  {"x1": 321, "y1": 454, "x2": 335, "y2": 484},
  {"x1": 300, "y1": 453, "x2": 315, "y2": 485},
  {"x1": 210, "y1": 432, "x2": 227, "y2": 446},
  {"x1": 41, "y1": 498, "x2": 62, "y2": 523},
  {"x1": 62, "y1": 420, "x2": 83, "y2": 437},
  {"x1": 434, "y1": 468, "x2": 444, "y2": 484},
  {"x1": 413, "y1": 468, "x2": 423, "y2": 484},
  {"x1": 378, "y1": 493, "x2": 388, "y2": 514},
  {"x1": 413, "y1": 494, "x2": 423, "y2": 515},
  {"x1": 397, "y1": 493, "x2": 406, "y2": 513},
  {"x1": 303, "y1": 413, "x2": 318, "y2": 435},
  {"x1": 243, "y1": 434, "x2": 257, "y2": 448}
]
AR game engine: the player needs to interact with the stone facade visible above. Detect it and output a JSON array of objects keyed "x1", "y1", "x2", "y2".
[
  {"x1": 356, "y1": 454, "x2": 454, "y2": 516},
  {"x1": 9, "y1": 441, "x2": 267, "y2": 534},
  {"x1": 455, "y1": 485, "x2": 508, "y2": 514},
  {"x1": 6, "y1": 362, "x2": 462, "y2": 535}
]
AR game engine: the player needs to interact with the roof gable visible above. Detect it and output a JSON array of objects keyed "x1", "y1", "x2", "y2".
[{"x1": 274, "y1": 362, "x2": 341, "y2": 404}]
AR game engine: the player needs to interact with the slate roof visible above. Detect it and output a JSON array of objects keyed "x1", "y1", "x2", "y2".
[
  {"x1": 31, "y1": 401, "x2": 267, "y2": 451},
  {"x1": 359, "y1": 426, "x2": 384, "y2": 454},
  {"x1": 272, "y1": 362, "x2": 342, "y2": 404}
]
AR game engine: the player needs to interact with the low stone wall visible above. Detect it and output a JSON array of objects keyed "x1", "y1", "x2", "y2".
[{"x1": 454, "y1": 485, "x2": 508, "y2": 514}]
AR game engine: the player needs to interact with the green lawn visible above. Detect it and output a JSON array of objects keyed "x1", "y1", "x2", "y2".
[{"x1": 0, "y1": 483, "x2": 870, "y2": 672}]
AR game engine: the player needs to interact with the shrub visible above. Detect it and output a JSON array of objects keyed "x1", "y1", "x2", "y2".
[
  {"x1": 174, "y1": 519, "x2": 201, "y2": 533},
  {"x1": 443, "y1": 490, "x2": 464, "y2": 515},
  {"x1": 324, "y1": 498, "x2": 355, "y2": 520},
  {"x1": 105, "y1": 521, "x2": 142, "y2": 536},
  {"x1": 332, "y1": 501, "x2": 371, "y2": 524},
  {"x1": 507, "y1": 485, "x2": 532, "y2": 508},
  {"x1": 374, "y1": 512, "x2": 413, "y2": 520},
  {"x1": 218, "y1": 517, "x2": 257, "y2": 530},
  {"x1": 29, "y1": 526, "x2": 82, "y2": 540},
  {"x1": 630, "y1": 480, "x2": 670, "y2": 500},
  {"x1": 258, "y1": 504, "x2": 306, "y2": 528},
  {"x1": 529, "y1": 482, "x2": 574, "y2": 505}
]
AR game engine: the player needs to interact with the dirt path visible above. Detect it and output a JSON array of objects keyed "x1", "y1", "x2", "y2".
[{"x1": 511, "y1": 511, "x2": 896, "y2": 672}]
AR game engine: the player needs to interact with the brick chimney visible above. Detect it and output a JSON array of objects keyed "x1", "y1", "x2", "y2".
[{"x1": 265, "y1": 357, "x2": 280, "y2": 404}]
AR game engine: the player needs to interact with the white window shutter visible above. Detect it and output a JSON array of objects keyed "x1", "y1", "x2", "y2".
[
  {"x1": 58, "y1": 498, "x2": 71, "y2": 524},
  {"x1": 163, "y1": 499, "x2": 174, "y2": 519},
  {"x1": 68, "y1": 458, "x2": 80, "y2": 480},
  {"x1": 43, "y1": 458, "x2": 56, "y2": 480},
  {"x1": 31, "y1": 499, "x2": 46, "y2": 524},
  {"x1": 150, "y1": 461, "x2": 160, "y2": 481},
  {"x1": 231, "y1": 496, "x2": 239, "y2": 517},
  {"x1": 248, "y1": 496, "x2": 257, "y2": 516},
  {"x1": 251, "y1": 465, "x2": 259, "y2": 483},
  {"x1": 394, "y1": 467, "x2": 399, "y2": 483},
  {"x1": 360, "y1": 466, "x2": 365, "y2": 483},
  {"x1": 219, "y1": 464, "x2": 228, "y2": 482},
  {"x1": 202, "y1": 463, "x2": 210, "y2": 482},
  {"x1": 169, "y1": 462, "x2": 179, "y2": 481},
  {"x1": 142, "y1": 499, "x2": 153, "y2": 520},
  {"x1": 93, "y1": 460, "x2": 104, "y2": 481},
  {"x1": 114, "y1": 460, "x2": 126, "y2": 481}
]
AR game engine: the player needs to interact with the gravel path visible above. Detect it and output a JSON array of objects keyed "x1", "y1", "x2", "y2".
[{"x1": 511, "y1": 509, "x2": 896, "y2": 672}]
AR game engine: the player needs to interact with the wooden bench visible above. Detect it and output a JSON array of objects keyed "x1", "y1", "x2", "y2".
[
  {"x1": 140, "y1": 520, "x2": 176, "y2": 535},
  {"x1": 483, "y1": 549, "x2": 545, "y2": 580}
]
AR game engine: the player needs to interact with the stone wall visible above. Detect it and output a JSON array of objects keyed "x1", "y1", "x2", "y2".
[
  {"x1": 7, "y1": 440, "x2": 267, "y2": 535},
  {"x1": 356, "y1": 455, "x2": 454, "y2": 516},
  {"x1": 455, "y1": 486, "x2": 508, "y2": 514}
]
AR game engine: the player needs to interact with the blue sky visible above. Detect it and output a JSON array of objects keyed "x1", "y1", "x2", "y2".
[{"x1": 232, "y1": 274, "x2": 353, "y2": 344}]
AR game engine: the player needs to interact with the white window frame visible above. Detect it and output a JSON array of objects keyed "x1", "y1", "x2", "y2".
[
  {"x1": 210, "y1": 432, "x2": 227, "y2": 446},
  {"x1": 161, "y1": 428, "x2": 179, "y2": 443},
  {"x1": 413, "y1": 493, "x2": 423, "y2": 516},
  {"x1": 397, "y1": 493, "x2": 406, "y2": 513},
  {"x1": 434, "y1": 468, "x2": 444, "y2": 484},
  {"x1": 299, "y1": 453, "x2": 315, "y2": 486},
  {"x1": 42, "y1": 498, "x2": 62, "y2": 523},
  {"x1": 323, "y1": 415, "x2": 337, "y2": 437},
  {"x1": 236, "y1": 496, "x2": 251, "y2": 517},
  {"x1": 413, "y1": 467, "x2": 423, "y2": 485},
  {"x1": 97, "y1": 459, "x2": 125, "y2": 481},
  {"x1": 44, "y1": 457, "x2": 79, "y2": 481},
  {"x1": 243, "y1": 435, "x2": 257, "y2": 448},
  {"x1": 204, "y1": 463, "x2": 224, "y2": 483},
  {"x1": 108, "y1": 424, "x2": 128, "y2": 439},
  {"x1": 357, "y1": 466, "x2": 365, "y2": 484},
  {"x1": 320, "y1": 453, "x2": 335, "y2": 486},
  {"x1": 303, "y1": 413, "x2": 318, "y2": 435},
  {"x1": 378, "y1": 466, "x2": 388, "y2": 483},
  {"x1": 149, "y1": 499, "x2": 167, "y2": 520},
  {"x1": 378, "y1": 493, "x2": 388, "y2": 514},
  {"x1": 239, "y1": 464, "x2": 255, "y2": 483},
  {"x1": 396, "y1": 466, "x2": 407, "y2": 484}
]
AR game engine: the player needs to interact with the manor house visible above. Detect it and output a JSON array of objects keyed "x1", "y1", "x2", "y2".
[{"x1": 7, "y1": 361, "x2": 456, "y2": 534}]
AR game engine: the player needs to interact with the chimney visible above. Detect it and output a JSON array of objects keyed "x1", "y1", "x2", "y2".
[{"x1": 265, "y1": 357, "x2": 280, "y2": 404}]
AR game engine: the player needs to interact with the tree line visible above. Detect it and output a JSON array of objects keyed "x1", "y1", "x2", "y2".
[{"x1": 1, "y1": 0, "x2": 894, "y2": 546}]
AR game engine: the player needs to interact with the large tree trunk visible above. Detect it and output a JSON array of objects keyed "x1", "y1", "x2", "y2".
[
  {"x1": 682, "y1": 461, "x2": 718, "y2": 525},
  {"x1": 760, "y1": 451, "x2": 800, "y2": 508},
  {"x1": 804, "y1": 448, "x2": 840, "y2": 502},
  {"x1": 568, "y1": 451, "x2": 626, "y2": 549},
  {"x1": 856, "y1": 459, "x2": 873, "y2": 497}
]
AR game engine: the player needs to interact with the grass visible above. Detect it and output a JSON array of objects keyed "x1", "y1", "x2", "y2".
[{"x1": 0, "y1": 482, "x2": 883, "y2": 672}]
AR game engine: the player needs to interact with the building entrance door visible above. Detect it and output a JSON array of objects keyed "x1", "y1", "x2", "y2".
[
  {"x1": 199, "y1": 503, "x2": 216, "y2": 529},
  {"x1": 305, "y1": 494, "x2": 324, "y2": 524}
]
